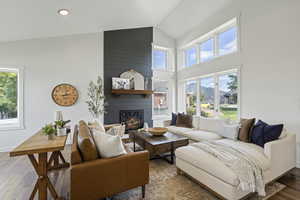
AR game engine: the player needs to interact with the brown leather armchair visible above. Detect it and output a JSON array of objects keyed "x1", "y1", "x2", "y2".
[{"x1": 71, "y1": 125, "x2": 149, "y2": 200}]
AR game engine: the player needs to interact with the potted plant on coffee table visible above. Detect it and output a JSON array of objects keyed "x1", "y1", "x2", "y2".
[{"x1": 42, "y1": 124, "x2": 56, "y2": 140}]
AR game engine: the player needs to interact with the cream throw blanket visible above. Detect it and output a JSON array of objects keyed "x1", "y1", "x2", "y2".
[{"x1": 192, "y1": 141, "x2": 266, "y2": 196}]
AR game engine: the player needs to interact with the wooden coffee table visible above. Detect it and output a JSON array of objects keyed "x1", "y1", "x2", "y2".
[{"x1": 129, "y1": 131, "x2": 189, "y2": 164}]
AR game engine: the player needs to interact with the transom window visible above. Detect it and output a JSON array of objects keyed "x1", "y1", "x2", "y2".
[
  {"x1": 153, "y1": 48, "x2": 167, "y2": 71},
  {"x1": 185, "y1": 47, "x2": 197, "y2": 67},
  {"x1": 184, "y1": 69, "x2": 239, "y2": 121},
  {"x1": 0, "y1": 67, "x2": 23, "y2": 130},
  {"x1": 182, "y1": 18, "x2": 238, "y2": 68}
]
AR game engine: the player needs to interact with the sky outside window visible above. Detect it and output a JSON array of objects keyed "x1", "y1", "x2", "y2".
[
  {"x1": 185, "y1": 47, "x2": 197, "y2": 67},
  {"x1": 153, "y1": 49, "x2": 167, "y2": 70},
  {"x1": 219, "y1": 27, "x2": 237, "y2": 56},
  {"x1": 200, "y1": 38, "x2": 214, "y2": 62}
]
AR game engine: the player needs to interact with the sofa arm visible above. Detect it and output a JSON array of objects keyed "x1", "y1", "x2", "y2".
[
  {"x1": 264, "y1": 133, "x2": 296, "y2": 179},
  {"x1": 163, "y1": 120, "x2": 172, "y2": 127},
  {"x1": 71, "y1": 151, "x2": 149, "y2": 200}
]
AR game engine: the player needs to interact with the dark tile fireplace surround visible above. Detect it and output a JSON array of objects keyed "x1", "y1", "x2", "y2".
[{"x1": 103, "y1": 27, "x2": 153, "y2": 128}]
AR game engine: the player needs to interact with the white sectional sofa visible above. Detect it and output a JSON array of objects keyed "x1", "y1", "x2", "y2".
[{"x1": 164, "y1": 117, "x2": 296, "y2": 200}]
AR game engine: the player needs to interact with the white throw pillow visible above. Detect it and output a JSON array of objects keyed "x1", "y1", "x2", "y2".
[
  {"x1": 92, "y1": 131, "x2": 127, "y2": 158},
  {"x1": 106, "y1": 124, "x2": 126, "y2": 137},
  {"x1": 218, "y1": 123, "x2": 240, "y2": 140},
  {"x1": 88, "y1": 121, "x2": 106, "y2": 132}
]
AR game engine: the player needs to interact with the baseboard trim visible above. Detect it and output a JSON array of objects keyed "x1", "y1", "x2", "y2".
[{"x1": 0, "y1": 145, "x2": 16, "y2": 152}]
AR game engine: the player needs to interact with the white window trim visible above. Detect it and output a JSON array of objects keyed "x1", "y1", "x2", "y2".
[
  {"x1": 0, "y1": 66, "x2": 24, "y2": 131},
  {"x1": 183, "y1": 68, "x2": 240, "y2": 121},
  {"x1": 180, "y1": 17, "x2": 239, "y2": 69}
]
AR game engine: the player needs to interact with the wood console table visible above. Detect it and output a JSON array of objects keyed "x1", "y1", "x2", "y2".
[{"x1": 10, "y1": 130, "x2": 69, "y2": 200}]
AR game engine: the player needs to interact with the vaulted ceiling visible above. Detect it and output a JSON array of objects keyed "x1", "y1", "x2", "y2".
[
  {"x1": 0, "y1": 0, "x2": 234, "y2": 42},
  {"x1": 0, "y1": 0, "x2": 182, "y2": 42}
]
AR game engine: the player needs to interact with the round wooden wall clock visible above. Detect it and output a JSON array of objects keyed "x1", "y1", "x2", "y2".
[{"x1": 52, "y1": 84, "x2": 79, "y2": 106}]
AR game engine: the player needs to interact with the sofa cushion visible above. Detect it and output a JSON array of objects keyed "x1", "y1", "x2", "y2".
[
  {"x1": 77, "y1": 120, "x2": 99, "y2": 161},
  {"x1": 176, "y1": 145, "x2": 239, "y2": 186},
  {"x1": 251, "y1": 120, "x2": 283, "y2": 147},
  {"x1": 176, "y1": 139, "x2": 270, "y2": 186},
  {"x1": 176, "y1": 113, "x2": 193, "y2": 128},
  {"x1": 199, "y1": 118, "x2": 223, "y2": 133},
  {"x1": 238, "y1": 118, "x2": 255, "y2": 142},
  {"x1": 166, "y1": 126, "x2": 191, "y2": 137},
  {"x1": 185, "y1": 130, "x2": 222, "y2": 142},
  {"x1": 171, "y1": 113, "x2": 178, "y2": 125},
  {"x1": 218, "y1": 123, "x2": 240, "y2": 140}
]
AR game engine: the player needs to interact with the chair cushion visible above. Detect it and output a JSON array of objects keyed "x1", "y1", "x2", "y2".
[
  {"x1": 176, "y1": 139, "x2": 270, "y2": 186},
  {"x1": 185, "y1": 130, "x2": 222, "y2": 142},
  {"x1": 77, "y1": 120, "x2": 98, "y2": 161}
]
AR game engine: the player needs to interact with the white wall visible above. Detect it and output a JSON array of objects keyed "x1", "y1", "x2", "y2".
[
  {"x1": 173, "y1": 0, "x2": 300, "y2": 166},
  {"x1": 0, "y1": 33, "x2": 103, "y2": 151}
]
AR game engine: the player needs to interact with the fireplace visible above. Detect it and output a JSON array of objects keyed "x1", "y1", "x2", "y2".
[{"x1": 119, "y1": 109, "x2": 144, "y2": 132}]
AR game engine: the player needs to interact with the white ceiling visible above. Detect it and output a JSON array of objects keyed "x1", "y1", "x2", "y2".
[
  {"x1": 159, "y1": 0, "x2": 234, "y2": 39},
  {"x1": 0, "y1": 0, "x2": 183, "y2": 42}
]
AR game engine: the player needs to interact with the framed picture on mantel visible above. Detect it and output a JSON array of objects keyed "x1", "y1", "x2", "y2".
[{"x1": 112, "y1": 77, "x2": 130, "y2": 90}]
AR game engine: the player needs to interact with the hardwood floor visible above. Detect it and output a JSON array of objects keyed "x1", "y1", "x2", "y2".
[{"x1": 0, "y1": 146, "x2": 299, "y2": 200}]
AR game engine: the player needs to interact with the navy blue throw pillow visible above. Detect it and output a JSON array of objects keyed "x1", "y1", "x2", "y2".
[
  {"x1": 251, "y1": 120, "x2": 283, "y2": 148},
  {"x1": 171, "y1": 113, "x2": 177, "y2": 125}
]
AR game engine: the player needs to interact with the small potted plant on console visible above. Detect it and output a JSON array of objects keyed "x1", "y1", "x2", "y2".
[{"x1": 42, "y1": 124, "x2": 56, "y2": 140}]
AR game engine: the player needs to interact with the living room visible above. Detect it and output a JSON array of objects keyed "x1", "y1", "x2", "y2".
[{"x1": 0, "y1": 0, "x2": 299, "y2": 200}]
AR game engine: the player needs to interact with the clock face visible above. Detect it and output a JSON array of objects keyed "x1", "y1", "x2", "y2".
[{"x1": 52, "y1": 84, "x2": 78, "y2": 106}]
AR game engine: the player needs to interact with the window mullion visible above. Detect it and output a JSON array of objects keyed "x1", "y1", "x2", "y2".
[
  {"x1": 214, "y1": 74, "x2": 220, "y2": 118},
  {"x1": 196, "y1": 79, "x2": 200, "y2": 116},
  {"x1": 214, "y1": 34, "x2": 219, "y2": 57}
]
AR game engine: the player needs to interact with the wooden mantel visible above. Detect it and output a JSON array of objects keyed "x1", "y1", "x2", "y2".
[{"x1": 111, "y1": 89, "x2": 153, "y2": 97}]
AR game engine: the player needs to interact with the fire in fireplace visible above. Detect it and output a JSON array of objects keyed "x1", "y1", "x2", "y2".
[{"x1": 119, "y1": 109, "x2": 144, "y2": 131}]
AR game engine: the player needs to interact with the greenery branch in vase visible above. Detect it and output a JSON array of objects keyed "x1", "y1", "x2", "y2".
[
  {"x1": 86, "y1": 76, "x2": 107, "y2": 123},
  {"x1": 42, "y1": 124, "x2": 56, "y2": 140}
]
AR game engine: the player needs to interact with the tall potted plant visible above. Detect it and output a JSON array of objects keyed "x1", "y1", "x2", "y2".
[{"x1": 86, "y1": 76, "x2": 106, "y2": 122}]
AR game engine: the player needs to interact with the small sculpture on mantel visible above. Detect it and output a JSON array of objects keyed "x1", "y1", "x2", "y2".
[{"x1": 120, "y1": 69, "x2": 145, "y2": 90}]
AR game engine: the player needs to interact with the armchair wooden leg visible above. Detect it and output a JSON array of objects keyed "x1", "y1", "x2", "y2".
[{"x1": 142, "y1": 185, "x2": 146, "y2": 198}]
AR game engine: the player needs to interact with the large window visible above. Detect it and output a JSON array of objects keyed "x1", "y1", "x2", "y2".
[
  {"x1": 182, "y1": 18, "x2": 238, "y2": 68},
  {"x1": 185, "y1": 80, "x2": 197, "y2": 115},
  {"x1": 185, "y1": 47, "x2": 197, "y2": 67},
  {"x1": 0, "y1": 67, "x2": 23, "y2": 129},
  {"x1": 184, "y1": 69, "x2": 239, "y2": 121},
  {"x1": 153, "y1": 81, "x2": 169, "y2": 116},
  {"x1": 153, "y1": 49, "x2": 167, "y2": 70},
  {"x1": 200, "y1": 77, "x2": 215, "y2": 118},
  {"x1": 218, "y1": 73, "x2": 238, "y2": 121}
]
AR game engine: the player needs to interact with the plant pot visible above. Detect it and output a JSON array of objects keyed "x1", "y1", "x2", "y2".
[
  {"x1": 48, "y1": 134, "x2": 54, "y2": 140},
  {"x1": 57, "y1": 128, "x2": 67, "y2": 136}
]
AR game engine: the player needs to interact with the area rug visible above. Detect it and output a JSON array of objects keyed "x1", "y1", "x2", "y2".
[{"x1": 112, "y1": 159, "x2": 285, "y2": 200}]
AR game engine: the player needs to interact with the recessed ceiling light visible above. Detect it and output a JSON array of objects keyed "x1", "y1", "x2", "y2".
[{"x1": 58, "y1": 9, "x2": 70, "y2": 16}]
